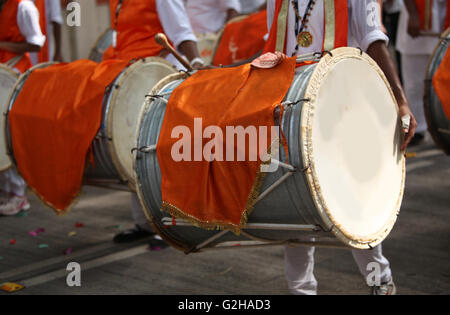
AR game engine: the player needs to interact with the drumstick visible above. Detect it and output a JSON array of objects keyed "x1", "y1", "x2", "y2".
[{"x1": 155, "y1": 33, "x2": 194, "y2": 72}]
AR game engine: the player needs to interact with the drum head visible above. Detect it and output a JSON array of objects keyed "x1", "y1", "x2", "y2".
[
  {"x1": 0, "y1": 65, "x2": 19, "y2": 171},
  {"x1": 302, "y1": 48, "x2": 405, "y2": 248},
  {"x1": 107, "y1": 57, "x2": 176, "y2": 189}
]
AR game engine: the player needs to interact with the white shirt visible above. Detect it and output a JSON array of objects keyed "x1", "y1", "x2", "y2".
[
  {"x1": 30, "y1": 0, "x2": 63, "y2": 64},
  {"x1": 185, "y1": 0, "x2": 242, "y2": 34},
  {"x1": 16, "y1": 0, "x2": 46, "y2": 48},
  {"x1": 267, "y1": 0, "x2": 389, "y2": 56},
  {"x1": 396, "y1": 0, "x2": 447, "y2": 55},
  {"x1": 156, "y1": 0, "x2": 198, "y2": 70},
  {"x1": 157, "y1": 0, "x2": 198, "y2": 49}
]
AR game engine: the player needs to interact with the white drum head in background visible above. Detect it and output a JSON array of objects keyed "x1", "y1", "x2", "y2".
[
  {"x1": 195, "y1": 32, "x2": 221, "y2": 66},
  {"x1": 106, "y1": 57, "x2": 176, "y2": 188},
  {"x1": 0, "y1": 65, "x2": 19, "y2": 171},
  {"x1": 302, "y1": 48, "x2": 405, "y2": 247}
]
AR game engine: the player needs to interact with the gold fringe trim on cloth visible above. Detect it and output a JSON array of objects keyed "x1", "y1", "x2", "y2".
[{"x1": 161, "y1": 167, "x2": 267, "y2": 236}]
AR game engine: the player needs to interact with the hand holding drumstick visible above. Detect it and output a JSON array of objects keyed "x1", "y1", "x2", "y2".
[{"x1": 155, "y1": 33, "x2": 205, "y2": 71}]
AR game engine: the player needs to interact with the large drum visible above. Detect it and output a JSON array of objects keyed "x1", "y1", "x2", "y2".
[
  {"x1": 6, "y1": 58, "x2": 176, "y2": 190},
  {"x1": 88, "y1": 29, "x2": 113, "y2": 62},
  {"x1": 134, "y1": 48, "x2": 406, "y2": 252},
  {"x1": 424, "y1": 28, "x2": 450, "y2": 155},
  {"x1": 0, "y1": 64, "x2": 19, "y2": 171}
]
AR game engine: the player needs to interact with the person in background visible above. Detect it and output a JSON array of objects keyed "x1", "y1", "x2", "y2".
[
  {"x1": 184, "y1": 0, "x2": 242, "y2": 34},
  {"x1": 30, "y1": 0, "x2": 63, "y2": 64},
  {"x1": 396, "y1": 0, "x2": 449, "y2": 145},
  {"x1": 0, "y1": 0, "x2": 45, "y2": 215}
]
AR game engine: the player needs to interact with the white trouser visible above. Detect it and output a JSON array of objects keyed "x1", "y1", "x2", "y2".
[
  {"x1": 401, "y1": 54, "x2": 432, "y2": 134},
  {"x1": 285, "y1": 244, "x2": 392, "y2": 295},
  {"x1": 0, "y1": 168, "x2": 26, "y2": 196},
  {"x1": 130, "y1": 193, "x2": 153, "y2": 232}
]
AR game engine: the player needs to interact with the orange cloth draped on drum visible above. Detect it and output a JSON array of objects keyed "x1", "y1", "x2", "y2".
[
  {"x1": 9, "y1": 59, "x2": 127, "y2": 213},
  {"x1": 34, "y1": 0, "x2": 49, "y2": 63},
  {"x1": 102, "y1": 0, "x2": 165, "y2": 62},
  {"x1": 157, "y1": 57, "x2": 296, "y2": 233},
  {"x1": 0, "y1": 0, "x2": 33, "y2": 73},
  {"x1": 212, "y1": 10, "x2": 267, "y2": 66},
  {"x1": 433, "y1": 48, "x2": 450, "y2": 120}
]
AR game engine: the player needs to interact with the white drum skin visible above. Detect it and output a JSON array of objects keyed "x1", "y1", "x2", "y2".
[
  {"x1": 302, "y1": 48, "x2": 405, "y2": 247},
  {"x1": 99, "y1": 57, "x2": 177, "y2": 188}
]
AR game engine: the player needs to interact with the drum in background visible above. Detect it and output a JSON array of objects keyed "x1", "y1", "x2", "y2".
[
  {"x1": 86, "y1": 57, "x2": 176, "y2": 189},
  {"x1": 424, "y1": 28, "x2": 450, "y2": 155},
  {"x1": 0, "y1": 65, "x2": 19, "y2": 171},
  {"x1": 134, "y1": 48, "x2": 405, "y2": 252},
  {"x1": 88, "y1": 29, "x2": 113, "y2": 63},
  {"x1": 5, "y1": 58, "x2": 176, "y2": 190},
  {"x1": 195, "y1": 32, "x2": 221, "y2": 66}
]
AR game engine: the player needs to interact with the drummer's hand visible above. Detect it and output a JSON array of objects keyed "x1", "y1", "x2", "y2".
[
  {"x1": 398, "y1": 103, "x2": 417, "y2": 151},
  {"x1": 407, "y1": 14, "x2": 421, "y2": 38}
]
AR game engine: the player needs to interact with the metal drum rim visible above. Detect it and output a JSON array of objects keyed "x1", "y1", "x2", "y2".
[
  {"x1": 104, "y1": 57, "x2": 176, "y2": 190},
  {"x1": 88, "y1": 28, "x2": 113, "y2": 62},
  {"x1": 424, "y1": 27, "x2": 450, "y2": 155},
  {"x1": 301, "y1": 47, "x2": 406, "y2": 249}
]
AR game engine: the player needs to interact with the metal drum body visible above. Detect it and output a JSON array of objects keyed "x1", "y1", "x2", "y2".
[
  {"x1": 88, "y1": 29, "x2": 113, "y2": 63},
  {"x1": 424, "y1": 29, "x2": 450, "y2": 155},
  {"x1": 135, "y1": 48, "x2": 405, "y2": 252},
  {"x1": 0, "y1": 65, "x2": 19, "y2": 171},
  {"x1": 86, "y1": 57, "x2": 177, "y2": 188}
]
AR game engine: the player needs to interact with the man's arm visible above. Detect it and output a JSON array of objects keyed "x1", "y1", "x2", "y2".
[
  {"x1": 367, "y1": 40, "x2": 417, "y2": 150},
  {"x1": 52, "y1": 21, "x2": 63, "y2": 61},
  {"x1": 178, "y1": 40, "x2": 203, "y2": 69},
  {"x1": 404, "y1": 0, "x2": 421, "y2": 37},
  {"x1": 156, "y1": 0, "x2": 203, "y2": 69}
]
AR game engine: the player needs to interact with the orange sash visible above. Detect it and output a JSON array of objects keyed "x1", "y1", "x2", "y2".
[
  {"x1": 9, "y1": 59, "x2": 127, "y2": 213},
  {"x1": 157, "y1": 58, "x2": 296, "y2": 233},
  {"x1": 34, "y1": 0, "x2": 49, "y2": 63},
  {"x1": 415, "y1": 0, "x2": 450, "y2": 31},
  {"x1": 415, "y1": 0, "x2": 433, "y2": 31},
  {"x1": 212, "y1": 10, "x2": 268, "y2": 66},
  {"x1": 433, "y1": 47, "x2": 450, "y2": 120},
  {"x1": 0, "y1": 0, "x2": 33, "y2": 73},
  {"x1": 264, "y1": 0, "x2": 348, "y2": 55},
  {"x1": 102, "y1": 0, "x2": 165, "y2": 62}
]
